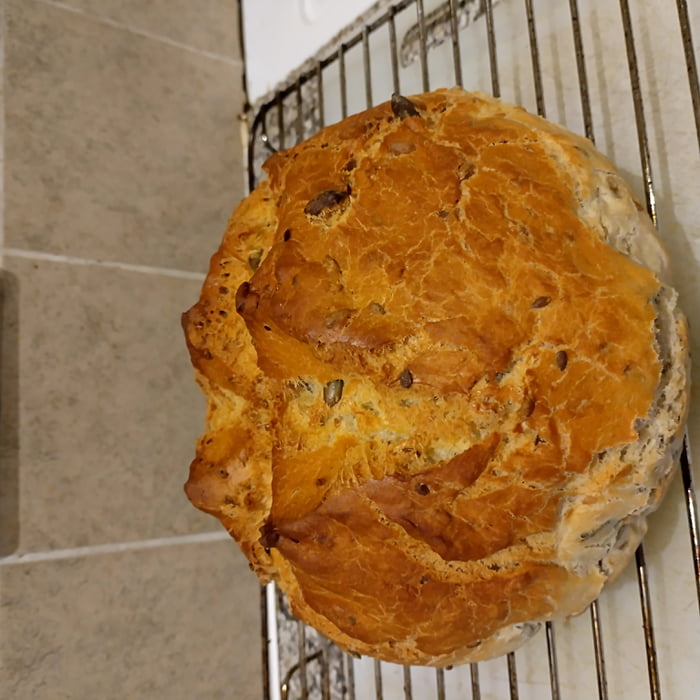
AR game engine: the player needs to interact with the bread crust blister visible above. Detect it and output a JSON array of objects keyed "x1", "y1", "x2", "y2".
[{"x1": 183, "y1": 88, "x2": 690, "y2": 666}]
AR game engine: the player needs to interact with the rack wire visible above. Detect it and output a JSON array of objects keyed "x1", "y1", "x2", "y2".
[{"x1": 247, "y1": 1, "x2": 700, "y2": 698}]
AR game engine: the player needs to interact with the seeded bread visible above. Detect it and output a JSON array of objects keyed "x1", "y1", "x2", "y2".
[{"x1": 182, "y1": 88, "x2": 690, "y2": 667}]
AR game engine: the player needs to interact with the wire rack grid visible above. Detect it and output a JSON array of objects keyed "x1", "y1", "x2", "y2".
[{"x1": 245, "y1": 1, "x2": 700, "y2": 698}]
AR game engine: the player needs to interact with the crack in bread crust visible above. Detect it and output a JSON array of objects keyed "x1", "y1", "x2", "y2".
[{"x1": 182, "y1": 88, "x2": 690, "y2": 666}]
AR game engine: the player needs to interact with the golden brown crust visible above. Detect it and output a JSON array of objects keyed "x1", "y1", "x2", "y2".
[{"x1": 183, "y1": 88, "x2": 689, "y2": 665}]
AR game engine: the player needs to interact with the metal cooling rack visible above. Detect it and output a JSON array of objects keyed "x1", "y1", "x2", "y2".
[{"x1": 247, "y1": 1, "x2": 700, "y2": 698}]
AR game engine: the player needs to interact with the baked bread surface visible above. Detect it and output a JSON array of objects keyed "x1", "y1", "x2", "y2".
[{"x1": 183, "y1": 88, "x2": 689, "y2": 666}]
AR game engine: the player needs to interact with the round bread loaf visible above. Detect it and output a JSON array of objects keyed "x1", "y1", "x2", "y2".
[{"x1": 183, "y1": 88, "x2": 690, "y2": 666}]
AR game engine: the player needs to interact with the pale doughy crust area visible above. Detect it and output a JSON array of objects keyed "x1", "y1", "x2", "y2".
[{"x1": 182, "y1": 89, "x2": 690, "y2": 666}]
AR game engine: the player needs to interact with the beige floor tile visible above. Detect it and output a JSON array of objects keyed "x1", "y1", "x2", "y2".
[
  {"x1": 51, "y1": 0, "x2": 242, "y2": 59},
  {"x1": 0, "y1": 540, "x2": 262, "y2": 700},
  {"x1": 5, "y1": 0, "x2": 245, "y2": 273},
  {"x1": 1, "y1": 256, "x2": 219, "y2": 554}
]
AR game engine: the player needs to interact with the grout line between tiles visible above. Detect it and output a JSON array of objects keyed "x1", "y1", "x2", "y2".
[
  {"x1": 3, "y1": 247, "x2": 207, "y2": 281},
  {"x1": 0, "y1": 530, "x2": 232, "y2": 566},
  {"x1": 33, "y1": 0, "x2": 244, "y2": 68}
]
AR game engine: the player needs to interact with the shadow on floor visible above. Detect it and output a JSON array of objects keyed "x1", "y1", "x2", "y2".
[{"x1": 0, "y1": 269, "x2": 20, "y2": 556}]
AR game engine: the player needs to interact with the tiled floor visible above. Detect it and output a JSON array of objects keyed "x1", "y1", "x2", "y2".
[{"x1": 0, "y1": 1, "x2": 261, "y2": 698}]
